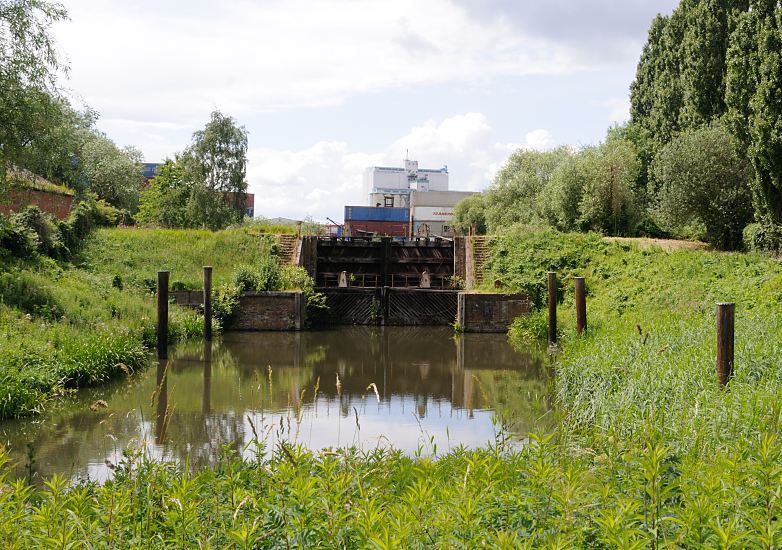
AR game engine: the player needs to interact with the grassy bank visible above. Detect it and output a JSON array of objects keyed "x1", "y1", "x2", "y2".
[
  {"x1": 3, "y1": 230, "x2": 782, "y2": 546},
  {"x1": 80, "y1": 227, "x2": 280, "y2": 290},
  {"x1": 0, "y1": 227, "x2": 285, "y2": 419}
]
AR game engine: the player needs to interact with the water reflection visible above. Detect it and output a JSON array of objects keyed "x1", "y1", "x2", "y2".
[{"x1": 0, "y1": 327, "x2": 552, "y2": 482}]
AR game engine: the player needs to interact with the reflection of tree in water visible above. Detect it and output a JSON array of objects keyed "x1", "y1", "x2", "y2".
[{"x1": 155, "y1": 342, "x2": 246, "y2": 470}]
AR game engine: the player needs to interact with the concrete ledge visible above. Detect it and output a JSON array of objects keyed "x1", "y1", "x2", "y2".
[{"x1": 457, "y1": 292, "x2": 532, "y2": 333}]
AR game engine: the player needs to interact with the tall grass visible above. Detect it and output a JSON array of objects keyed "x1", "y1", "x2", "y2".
[
  {"x1": 2, "y1": 426, "x2": 782, "y2": 547},
  {"x1": 80, "y1": 227, "x2": 283, "y2": 290},
  {"x1": 3, "y1": 228, "x2": 782, "y2": 545}
]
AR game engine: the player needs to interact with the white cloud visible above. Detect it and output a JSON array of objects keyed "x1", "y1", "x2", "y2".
[
  {"x1": 54, "y1": 0, "x2": 592, "y2": 127},
  {"x1": 522, "y1": 129, "x2": 556, "y2": 151},
  {"x1": 604, "y1": 97, "x2": 631, "y2": 123},
  {"x1": 247, "y1": 113, "x2": 553, "y2": 220}
]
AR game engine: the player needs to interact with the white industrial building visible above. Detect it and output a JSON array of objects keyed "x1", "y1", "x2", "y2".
[
  {"x1": 363, "y1": 159, "x2": 449, "y2": 207},
  {"x1": 359, "y1": 158, "x2": 476, "y2": 237},
  {"x1": 410, "y1": 190, "x2": 476, "y2": 237}
]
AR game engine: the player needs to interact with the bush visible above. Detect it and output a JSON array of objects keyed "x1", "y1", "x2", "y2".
[
  {"x1": 653, "y1": 122, "x2": 753, "y2": 250},
  {"x1": 256, "y1": 255, "x2": 282, "y2": 291},
  {"x1": 743, "y1": 222, "x2": 782, "y2": 254},
  {"x1": 509, "y1": 309, "x2": 549, "y2": 343},
  {"x1": 0, "y1": 215, "x2": 38, "y2": 258},
  {"x1": 212, "y1": 283, "x2": 241, "y2": 323},
  {"x1": 9, "y1": 206, "x2": 64, "y2": 257},
  {"x1": 232, "y1": 265, "x2": 259, "y2": 291},
  {"x1": 58, "y1": 195, "x2": 119, "y2": 253}
]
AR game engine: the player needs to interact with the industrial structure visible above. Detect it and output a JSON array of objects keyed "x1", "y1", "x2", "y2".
[{"x1": 344, "y1": 158, "x2": 475, "y2": 238}]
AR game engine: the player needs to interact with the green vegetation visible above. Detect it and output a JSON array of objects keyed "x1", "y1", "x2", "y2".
[
  {"x1": 136, "y1": 111, "x2": 250, "y2": 230},
  {"x1": 0, "y1": 224, "x2": 305, "y2": 419},
  {"x1": 80, "y1": 227, "x2": 280, "y2": 290},
  {"x1": 1, "y1": 231, "x2": 781, "y2": 546},
  {"x1": 455, "y1": 0, "x2": 782, "y2": 252}
]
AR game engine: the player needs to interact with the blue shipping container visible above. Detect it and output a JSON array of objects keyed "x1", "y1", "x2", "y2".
[{"x1": 344, "y1": 206, "x2": 409, "y2": 223}]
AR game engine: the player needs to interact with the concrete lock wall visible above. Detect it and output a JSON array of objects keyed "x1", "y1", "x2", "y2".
[{"x1": 457, "y1": 292, "x2": 532, "y2": 333}]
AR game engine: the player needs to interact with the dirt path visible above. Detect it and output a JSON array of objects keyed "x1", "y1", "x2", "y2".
[{"x1": 604, "y1": 236, "x2": 708, "y2": 252}]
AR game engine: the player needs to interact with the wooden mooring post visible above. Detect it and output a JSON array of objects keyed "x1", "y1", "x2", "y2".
[
  {"x1": 575, "y1": 276, "x2": 587, "y2": 336},
  {"x1": 547, "y1": 271, "x2": 557, "y2": 346},
  {"x1": 157, "y1": 270, "x2": 169, "y2": 360},
  {"x1": 203, "y1": 266, "x2": 212, "y2": 342},
  {"x1": 716, "y1": 302, "x2": 735, "y2": 387}
]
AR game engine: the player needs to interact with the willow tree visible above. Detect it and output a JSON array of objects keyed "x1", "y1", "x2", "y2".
[
  {"x1": 0, "y1": 0, "x2": 68, "y2": 183},
  {"x1": 183, "y1": 110, "x2": 249, "y2": 226}
]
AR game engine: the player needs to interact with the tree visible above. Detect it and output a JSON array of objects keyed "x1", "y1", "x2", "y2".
[
  {"x1": 483, "y1": 147, "x2": 570, "y2": 231},
  {"x1": 136, "y1": 111, "x2": 250, "y2": 230},
  {"x1": 0, "y1": 0, "x2": 68, "y2": 183},
  {"x1": 679, "y1": 0, "x2": 733, "y2": 127},
  {"x1": 79, "y1": 133, "x2": 144, "y2": 211},
  {"x1": 184, "y1": 110, "x2": 248, "y2": 225},
  {"x1": 726, "y1": 0, "x2": 782, "y2": 226},
  {"x1": 136, "y1": 158, "x2": 191, "y2": 227},
  {"x1": 452, "y1": 193, "x2": 487, "y2": 235},
  {"x1": 652, "y1": 121, "x2": 752, "y2": 249},
  {"x1": 577, "y1": 137, "x2": 641, "y2": 235},
  {"x1": 540, "y1": 148, "x2": 594, "y2": 232}
]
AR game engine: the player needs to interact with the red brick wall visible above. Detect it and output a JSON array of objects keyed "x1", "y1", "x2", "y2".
[
  {"x1": 0, "y1": 189, "x2": 74, "y2": 220},
  {"x1": 229, "y1": 291, "x2": 304, "y2": 331}
]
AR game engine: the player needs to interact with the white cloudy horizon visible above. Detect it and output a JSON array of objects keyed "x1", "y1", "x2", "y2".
[{"x1": 53, "y1": 0, "x2": 678, "y2": 221}]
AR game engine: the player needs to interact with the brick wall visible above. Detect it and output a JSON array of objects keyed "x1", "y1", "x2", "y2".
[
  {"x1": 228, "y1": 291, "x2": 304, "y2": 331},
  {"x1": 0, "y1": 188, "x2": 74, "y2": 220},
  {"x1": 456, "y1": 292, "x2": 532, "y2": 333},
  {"x1": 453, "y1": 237, "x2": 466, "y2": 281}
]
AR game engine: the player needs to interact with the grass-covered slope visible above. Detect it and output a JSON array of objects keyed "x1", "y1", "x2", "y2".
[
  {"x1": 486, "y1": 229, "x2": 782, "y2": 454},
  {"x1": 79, "y1": 227, "x2": 279, "y2": 290},
  {"x1": 0, "y1": 227, "x2": 282, "y2": 419}
]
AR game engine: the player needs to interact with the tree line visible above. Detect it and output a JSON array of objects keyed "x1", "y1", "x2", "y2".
[
  {"x1": 456, "y1": 0, "x2": 782, "y2": 251},
  {"x1": 1, "y1": 0, "x2": 249, "y2": 232}
]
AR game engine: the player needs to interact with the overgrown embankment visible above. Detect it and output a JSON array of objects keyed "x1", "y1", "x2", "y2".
[
  {"x1": 4, "y1": 230, "x2": 782, "y2": 545},
  {"x1": 0, "y1": 226, "x2": 285, "y2": 419},
  {"x1": 486, "y1": 229, "x2": 782, "y2": 460}
]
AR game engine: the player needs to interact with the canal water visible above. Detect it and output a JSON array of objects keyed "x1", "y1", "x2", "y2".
[{"x1": 0, "y1": 327, "x2": 551, "y2": 482}]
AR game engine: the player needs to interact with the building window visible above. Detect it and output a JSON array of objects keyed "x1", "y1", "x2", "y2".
[{"x1": 384, "y1": 195, "x2": 394, "y2": 207}]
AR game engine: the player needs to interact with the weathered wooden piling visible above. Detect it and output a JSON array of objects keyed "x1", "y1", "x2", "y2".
[
  {"x1": 716, "y1": 302, "x2": 735, "y2": 387},
  {"x1": 547, "y1": 271, "x2": 557, "y2": 346},
  {"x1": 156, "y1": 270, "x2": 169, "y2": 360},
  {"x1": 203, "y1": 266, "x2": 212, "y2": 341},
  {"x1": 575, "y1": 276, "x2": 587, "y2": 336}
]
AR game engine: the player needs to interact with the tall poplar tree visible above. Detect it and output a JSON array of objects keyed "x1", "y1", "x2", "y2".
[{"x1": 726, "y1": 0, "x2": 782, "y2": 224}]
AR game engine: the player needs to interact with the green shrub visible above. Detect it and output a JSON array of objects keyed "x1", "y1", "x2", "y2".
[
  {"x1": 9, "y1": 206, "x2": 64, "y2": 257},
  {"x1": 212, "y1": 283, "x2": 241, "y2": 323},
  {"x1": 652, "y1": 122, "x2": 753, "y2": 250},
  {"x1": 743, "y1": 222, "x2": 782, "y2": 253},
  {"x1": 232, "y1": 265, "x2": 259, "y2": 291},
  {"x1": 256, "y1": 255, "x2": 282, "y2": 290},
  {"x1": 0, "y1": 214, "x2": 38, "y2": 258},
  {"x1": 509, "y1": 309, "x2": 549, "y2": 343}
]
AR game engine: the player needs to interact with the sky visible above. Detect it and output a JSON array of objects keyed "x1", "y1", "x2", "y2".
[{"x1": 53, "y1": 0, "x2": 679, "y2": 221}]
